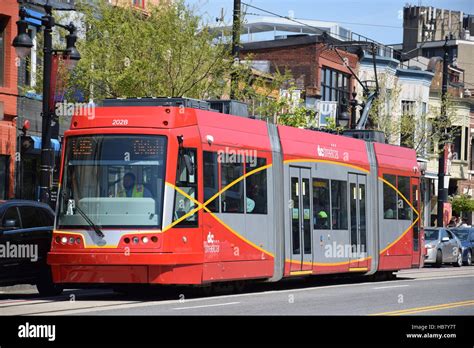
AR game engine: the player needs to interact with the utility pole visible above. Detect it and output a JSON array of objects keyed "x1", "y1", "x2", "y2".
[
  {"x1": 437, "y1": 36, "x2": 450, "y2": 227},
  {"x1": 230, "y1": 0, "x2": 241, "y2": 99}
]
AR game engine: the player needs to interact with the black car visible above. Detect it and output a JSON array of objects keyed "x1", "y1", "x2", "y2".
[{"x1": 0, "y1": 200, "x2": 63, "y2": 296}]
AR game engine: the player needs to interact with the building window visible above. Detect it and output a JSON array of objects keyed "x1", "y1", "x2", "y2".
[
  {"x1": 449, "y1": 126, "x2": 462, "y2": 160},
  {"x1": 245, "y1": 158, "x2": 268, "y2": 214},
  {"x1": 400, "y1": 100, "x2": 416, "y2": 148},
  {"x1": 471, "y1": 136, "x2": 474, "y2": 171},
  {"x1": 203, "y1": 151, "x2": 219, "y2": 212},
  {"x1": 0, "y1": 18, "x2": 6, "y2": 87},
  {"x1": 313, "y1": 178, "x2": 331, "y2": 229},
  {"x1": 464, "y1": 127, "x2": 468, "y2": 161},
  {"x1": 331, "y1": 180, "x2": 348, "y2": 230},
  {"x1": 0, "y1": 155, "x2": 8, "y2": 199},
  {"x1": 221, "y1": 160, "x2": 244, "y2": 213},
  {"x1": 320, "y1": 67, "x2": 350, "y2": 114}
]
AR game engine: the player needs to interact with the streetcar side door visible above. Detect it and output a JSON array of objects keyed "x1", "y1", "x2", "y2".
[
  {"x1": 289, "y1": 167, "x2": 313, "y2": 272},
  {"x1": 410, "y1": 177, "x2": 421, "y2": 267},
  {"x1": 348, "y1": 173, "x2": 368, "y2": 270}
]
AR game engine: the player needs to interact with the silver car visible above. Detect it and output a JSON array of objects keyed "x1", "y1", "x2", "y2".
[{"x1": 424, "y1": 228, "x2": 463, "y2": 267}]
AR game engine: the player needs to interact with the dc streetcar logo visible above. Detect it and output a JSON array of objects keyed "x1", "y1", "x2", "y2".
[{"x1": 204, "y1": 232, "x2": 220, "y2": 253}]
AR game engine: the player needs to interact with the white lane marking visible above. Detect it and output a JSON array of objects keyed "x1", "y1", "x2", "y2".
[
  {"x1": 373, "y1": 285, "x2": 410, "y2": 290},
  {"x1": 173, "y1": 302, "x2": 240, "y2": 310},
  {"x1": 26, "y1": 273, "x2": 474, "y2": 316}
]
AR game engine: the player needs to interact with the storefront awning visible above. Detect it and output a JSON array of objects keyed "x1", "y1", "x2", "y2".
[{"x1": 29, "y1": 136, "x2": 61, "y2": 152}]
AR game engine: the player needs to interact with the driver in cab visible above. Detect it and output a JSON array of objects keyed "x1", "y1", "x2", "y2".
[{"x1": 117, "y1": 172, "x2": 152, "y2": 198}]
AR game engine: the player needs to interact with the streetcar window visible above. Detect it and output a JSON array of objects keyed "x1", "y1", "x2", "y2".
[
  {"x1": 331, "y1": 180, "x2": 348, "y2": 230},
  {"x1": 173, "y1": 148, "x2": 198, "y2": 226},
  {"x1": 246, "y1": 158, "x2": 268, "y2": 214},
  {"x1": 383, "y1": 174, "x2": 397, "y2": 219},
  {"x1": 313, "y1": 179, "x2": 330, "y2": 229},
  {"x1": 397, "y1": 176, "x2": 412, "y2": 220},
  {"x1": 203, "y1": 151, "x2": 219, "y2": 213},
  {"x1": 221, "y1": 160, "x2": 244, "y2": 213}
]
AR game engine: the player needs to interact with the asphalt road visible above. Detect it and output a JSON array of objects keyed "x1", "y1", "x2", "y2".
[{"x1": 0, "y1": 266, "x2": 473, "y2": 316}]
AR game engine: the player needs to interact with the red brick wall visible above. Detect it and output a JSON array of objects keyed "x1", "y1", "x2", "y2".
[
  {"x1": 0, "y1": 0, "x2": 19, "y2": 198},
  {"x1": 0, "y1": 120, "x2": 16, "y2": 198},
  {"x1": 241, "y1": 41, "x2": 359, "y2": 96},
  {"x1": 0, "y1": 0, "x2": 19, "y2": 119}
]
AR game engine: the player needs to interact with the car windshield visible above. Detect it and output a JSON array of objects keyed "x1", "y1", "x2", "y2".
[
  {"x1": 57, "y1": 135, "x2": 167, "y2": 228},
  {"x1": 424, "y1": 229, "x2": 439, "y2": 241},
  {"x1": 452, "y1": 230, "x2": 470, "y2": 241}
]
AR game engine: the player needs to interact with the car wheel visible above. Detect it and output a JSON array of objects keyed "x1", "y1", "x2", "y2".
[
  {"x1": 453, "y1": 250, "x2": 463, "y2": 267},
  {"x1": 464, "y1": 250, "x2": 472, "y2": 266},
  {"x1": 36, "y1": 268, "x2": 63, "y2": 297},
  {"x1": 435, "y1": 250, "x2": 443, "y2": 267}
]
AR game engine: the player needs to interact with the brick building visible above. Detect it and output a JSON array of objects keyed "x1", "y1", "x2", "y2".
[
  {"x1": 0, "y1": 0, "x2": 19, "y2": 199},
  {"x1": 240, "y1": 35, "x2": 359, "y2": 126}
]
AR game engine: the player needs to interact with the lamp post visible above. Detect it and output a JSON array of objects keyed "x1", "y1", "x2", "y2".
[
  {"x1": 13, "y1": 3, "x2": 80, "y2": 205},
  {"x1": 437, "y1": 37, "x2": 450, "y2": 228}
]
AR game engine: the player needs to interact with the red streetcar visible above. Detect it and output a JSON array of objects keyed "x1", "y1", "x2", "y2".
[{"x1": 48, "y1": 98, "x2": 423, "y2": 288}]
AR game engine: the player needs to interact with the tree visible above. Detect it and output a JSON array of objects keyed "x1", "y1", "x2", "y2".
[
  {"x1": 450, "y1": 194, "x2": 474, "y2": 217},
  {"x1": 64, "y1": 0, "x2": 233, "y2": 101},
  {"x1": 28, "y1": 0, "x2": 318, "y2": 128},
  {"x1": 363, "y1": 73, "x2": 459, "y2": 157}
]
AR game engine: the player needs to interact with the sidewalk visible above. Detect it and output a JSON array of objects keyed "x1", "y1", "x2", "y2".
[{"x1": 0, "y1": 284, "x2": 38, "y2": 294}]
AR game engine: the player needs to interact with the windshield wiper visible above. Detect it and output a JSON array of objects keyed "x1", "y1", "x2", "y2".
[
  {"x1": 74, "y1": 203, "x2": 105, "y2": 239},
  {"x1": 62, "y1": 191, "x2": 105, "y2": 239}
]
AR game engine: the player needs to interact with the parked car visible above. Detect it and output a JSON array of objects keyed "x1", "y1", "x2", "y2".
[
  {"x1": 0, "y1": 200, "x2": 63, "y2": 296},
  {"x1": 451, "y1": 227, "x2": 474, "y2": 266},
  {"x1": 424, "y1": 227, "x2": 463, "y2": 267}
]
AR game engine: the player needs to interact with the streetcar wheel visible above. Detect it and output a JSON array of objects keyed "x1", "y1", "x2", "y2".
[
  {"x1": 233, "y1": 280, "x2": 246, "y2": 294},
  {"x1": 453, "y1": 250, "x2": 463, "y2": 267},
  {"x1": 199, "y1": 284, "x2": 214, "y2": 297},
  {"x1": 435, "y1": 250, "x2": 443, "y2": 267}
]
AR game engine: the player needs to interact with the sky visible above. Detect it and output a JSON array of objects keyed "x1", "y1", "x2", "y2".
[{"x1": 185, "y1": 0, "x2": 474, "y2": 44}]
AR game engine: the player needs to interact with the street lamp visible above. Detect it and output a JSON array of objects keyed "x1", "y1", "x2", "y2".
[
  {"x1": 12, "y1": 3, "x2": 81, "y2": 205},
  {"x1": 12, "y1": 12, "x2": 33, "y2": 59},
  {"x1": 338, "y1": 99, "x2": 350, "y2": 129}
]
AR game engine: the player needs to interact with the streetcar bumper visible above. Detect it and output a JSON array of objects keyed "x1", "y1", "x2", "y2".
[{"x1": 48, "y1": 252, "x2": 204, "y2": 284}]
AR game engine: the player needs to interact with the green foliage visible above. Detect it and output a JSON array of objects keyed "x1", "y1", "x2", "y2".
[
  {"x1": 278, "y1": 106, "x2": 315, "y2": 128},
  {"x1": 450, "y1": 194, "x2": 474, "y2": 216},
  {"x1": 66, "y1": 0, "x2": 232, "y2": 101},
  {"x1": 364, "y1": 73, "x2": 459, "y2": 156}
]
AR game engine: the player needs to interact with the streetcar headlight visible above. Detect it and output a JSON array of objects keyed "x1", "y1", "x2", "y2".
[
  {"x1": 69, "y1": 237, "x2": 75, "y2": 244},
  {"x1": 76, "y1": 238, "x2": 82, "y2": 245},
  {"x1": 61, "y1": 236, "x2": 68, "y2": 244},
  {"x1": 132, "y1": 236, "x2": 139, "y2": 244},
  {"x1": 141, "y1": 236, "x2": 149, "y2": 244}
]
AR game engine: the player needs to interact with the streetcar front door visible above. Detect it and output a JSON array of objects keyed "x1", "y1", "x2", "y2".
[
  {"x1": 290, "y1": 167, "x2": 313, "y2": 273},
  {"x1": 349, "y1": 173, "x2": 368, "y2": 270}
]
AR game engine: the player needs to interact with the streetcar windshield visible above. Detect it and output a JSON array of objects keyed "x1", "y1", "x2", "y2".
[
  {"x1": 424, "y1": 229, "x2": 439, "y2": 241},
  {"x1": 57, "y1": 135, "x2": 167, "y2": 228}
]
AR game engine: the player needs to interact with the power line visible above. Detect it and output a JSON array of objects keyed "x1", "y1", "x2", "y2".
[{"x1": 245, "y1": 12, "x2": 431, "y2": 31}]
